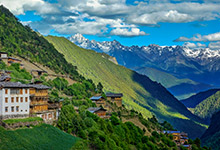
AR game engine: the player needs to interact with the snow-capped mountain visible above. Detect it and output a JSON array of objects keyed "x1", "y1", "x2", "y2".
[{"x1": 69, "y1": 34, "x2": 220, "y2": 86}]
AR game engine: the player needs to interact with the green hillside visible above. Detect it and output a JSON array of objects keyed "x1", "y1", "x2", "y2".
[
  {"x1": 194, "y1": 91, "x2": 220, "y2": 120},
  {"x1": 135, "y1": 67, "x2": 212, "y2": 99},
  {"x1": 0, "y1": 124, "x2": 79, "y2": 150},
  {"x1": 181, "y1": 89, "x2": 220, "y2": 108},
  {"x1": 201, "y1": 111, "x2": 220, "y2": 150},
  {"x1": 46, "y1": 36, "x2": 207, "y2": 138}
]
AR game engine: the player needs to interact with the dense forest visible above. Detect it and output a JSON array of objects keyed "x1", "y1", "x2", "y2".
[
  {"x1": 201, "y1": 111, "x2": 220, "y2": 150},
  {"x1": 193, "y1": 91, "x2": 220, "y2": 120},
  {"x1": 0, "y1": 5, "x2": 82, "y2": 81}
]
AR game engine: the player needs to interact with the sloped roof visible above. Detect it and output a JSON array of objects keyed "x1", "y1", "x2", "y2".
[
  {"x1": 28, "y1": 84, "x2": 51, "y2": 90},
  {"x1": 0, "y1": 82, "x2": 31, "y2": 88},
  {"x1": 90, "y1": 96, "x2": 103, "y2": 101},
  {"x1": 106, "y1": 93, "x2": 123, "y2": 97},
  {"x1": 87, "y1": 107, "x2": 106, "y2": 113},
  {"x1": 0, "y1": 75, "x2": 11, "y2": 82},
  {"x1": 163, "y1": 131, "x2": 180, "y2": 134}
]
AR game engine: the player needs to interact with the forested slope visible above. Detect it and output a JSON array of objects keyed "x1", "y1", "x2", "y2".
[{"x1": 46, "y1": 36, "x2": 207, "y2": 138}]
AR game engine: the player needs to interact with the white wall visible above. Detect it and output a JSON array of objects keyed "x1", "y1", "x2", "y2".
[{"x1": 0, "y1": 88, "x2": 30, "y2": 117}]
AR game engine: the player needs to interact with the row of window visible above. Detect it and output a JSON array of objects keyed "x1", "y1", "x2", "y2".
[
  {"x1": 5, "y1": 97, "x2": 28, "y2": 103},
  {"x1": 5, "y1": 89, "x2": 28, "y2": 95},
  {"x1": 5, "y1": 106, "x2": 28, "y2": 113}
]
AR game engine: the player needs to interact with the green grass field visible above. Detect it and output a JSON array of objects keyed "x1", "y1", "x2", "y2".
[{"x1": 0, "y1": 124, "x2": 79, "y2": 150}]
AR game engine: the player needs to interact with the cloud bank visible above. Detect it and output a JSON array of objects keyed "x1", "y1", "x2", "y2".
[{"x1": 0, "y1": 0, "x2": 220, "y2": 37}]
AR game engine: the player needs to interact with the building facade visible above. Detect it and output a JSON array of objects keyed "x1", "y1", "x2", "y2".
[
  {"x1": 106, "y1": 93, "x2": 123, "y2": 107},
  {"x1": 0, "y1": 82, "x2": 30, "y2": 120}
]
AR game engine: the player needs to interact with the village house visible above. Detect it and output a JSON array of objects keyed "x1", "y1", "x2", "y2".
[
  {"x1": 28, "y1": 82, "x2": 57, "y2": 122},
  {"x1": 90, "y1": 96, "x2": 105, "y2": 107},
  {"x1": 87, "y1": 107, "x2": 107, "y2": 117},
  {"x1": 0, "y1": 52, "x2": 24, "y2": 69},
  {"x1": 163, "y1": 131, "x2": 181, "y2": 142},
  {"x1": 163, "y1": 130, "x2": 190, "y2": 149},
  {"x1": 0, "y1": 81, "x2": 31, "y2": 120},
  {"x1": 31, "y1": 70, "x2": 48, "y2": 78},
  {"x1": 106, "y1": 93, "x2": 123, "y2": 107}
]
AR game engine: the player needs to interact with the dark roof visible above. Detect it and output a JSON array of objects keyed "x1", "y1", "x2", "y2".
[
  {"x1": 106, "y1": 93, "x2": 123, "y2": 97},
  {"x1": 8, "y1": 57, "x2": 21, "y2": 61},
  {"x1": 0, "y1": 75, "x2": 11, "y2": 82},
  {"x1": 28, "y1": 84, "x2": 51, "y2": 90},
  {"x1": 87, "y1": 107, "x2": 106, "y2": 113},
  {"x1": 31, "y1": 70, "x2": 48, "y2": 73},
  {"x1": 0, "y1": 52, "x2": 8, "y2": 54},
  {"x1": 163, "y1": 131, "x2": 180, "y2": 134},
  {"x1": 0, "y1": 82, "x2": 31, "y2": 88},
  {"x1": 90, "y1": 96, "x2": 103, "y2": 101}
]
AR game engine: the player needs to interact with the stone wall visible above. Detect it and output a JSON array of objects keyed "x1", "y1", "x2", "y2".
[
  {"x1": 0, "y1": 114, "x2": 29, "y2": 120},
  {"x1": 1, "y1": 120, "x2": 42, "y2": 129}
]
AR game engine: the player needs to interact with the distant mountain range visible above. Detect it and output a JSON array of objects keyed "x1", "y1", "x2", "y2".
[
  {"x1": 69, "y1": 34, "x2": 220, "y2": 99},
  {"x1": 47, "y1": 35, "x2": 207, "y2": 138}
]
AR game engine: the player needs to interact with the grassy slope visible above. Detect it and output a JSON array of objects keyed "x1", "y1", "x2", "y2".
[
  {"x1": 46, "y1": 36, "x2": 206, "y2": 138},
  {"x1": 0, "y1": 124, "x2": 79, "y2": 150},
  {"x1": 134, "y1": 67, "x2": 196, "y2": 88},
  {"x1": 135, "y1": 67, "x2": 212, "y2": 100}
]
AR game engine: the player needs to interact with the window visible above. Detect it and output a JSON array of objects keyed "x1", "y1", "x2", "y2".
[
  {"x1": 16, "y1": 97, "x2": 19, "y2": 102},
  {"x1": 10, "y1": 89, "x2": 19, "y2": 95},
  {"x1": 5, "y1": 97, "x2": 8, "y2": 103},
  {"x1": 11, "y1": 97, "x2": 14, "y2": 103},
  {"x1": 5, "y1": 107, "x2": 8, "y2": 112},
  {"x1": 21, "y1": 110, "x2": 23, "y2": 112},
  {"x1": 16, "y1": 106, "x2": 19, "y2": 112},
  {"x1": 5, "y1": 89, "x2": 8, "y2": 94},
  {"x1": 20, "y1": 89, "x2": 23, "y2": 94},
  {"x1": 25, "y1": 97, "x2": 28, "y2": 102},
  {"x1": 20, "y1": 97, "x2": 23, "y2": 102},
  {"x1": 11, "y1": 106, "x2": 14, "y2": 112},
  {"x1": 25, "y1": 89, "x2": 28, "y2": 94}
]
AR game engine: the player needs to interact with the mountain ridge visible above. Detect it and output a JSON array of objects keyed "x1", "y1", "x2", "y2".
[
  {"x1": 46, "y1": 35, "x2": 207, "y2": 138},
  {"x1": 69, "y1": 34, "x2": 217, "y2": 99}
]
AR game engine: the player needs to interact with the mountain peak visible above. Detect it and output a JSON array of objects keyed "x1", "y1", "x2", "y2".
[{"x1": 70, "y1": 33, "x2": 87, "y2": 43}]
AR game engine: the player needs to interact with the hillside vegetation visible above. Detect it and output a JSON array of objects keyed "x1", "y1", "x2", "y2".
[
  {"x1": 201, "y1": 111, "x2": 220, "y2": 150},
  {"x1": 46, "y1": 36, "x2": 207, "y2": 138},
  {"x1": 135, "y1": 67, "x2": 211, "y2": 99},
  {"x1": 193, "y1": 91, "x2": 220, "y2": 120},
  {"x1": 181, "y1": 89, "x2": 220, "y2": 108},
  {"x1": 0, "y1": 124, "x2": 79, "y2": 150}
]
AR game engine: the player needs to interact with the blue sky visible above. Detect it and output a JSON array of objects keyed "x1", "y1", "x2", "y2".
[{"x1": 1, "y1": 0, "x2": 220, "y2": 48}]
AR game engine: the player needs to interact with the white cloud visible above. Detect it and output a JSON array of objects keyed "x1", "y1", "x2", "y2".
[
  {"x1": 183, "y1": 42, "x2": 207, "y2": 49},
  {"x1": 110, "y1": 27, "x2": 148, "y2": 37},
  {"x1": 183, "y1": 42, "x2": 197, "y2": 49},
  {"x1": 0, "y1": 0, "x2": 59, "y2": 15},
  {"x1": 208, "y1": 42, "x2": 220, "y2": 50},
  {"x1": 1, "y1": 0, "x2": 220, "y2": 37},
  {"x1": 175, "y1": 32, "x2": 220, "y2": 42}
]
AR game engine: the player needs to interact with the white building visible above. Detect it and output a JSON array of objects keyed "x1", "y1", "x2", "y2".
[{"x1": 0, "y1": 82, "x2": 30, "y2": 120}]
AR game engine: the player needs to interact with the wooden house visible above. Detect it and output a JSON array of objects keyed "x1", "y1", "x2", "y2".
[
  {"x1": 29, "y1": 84, "x2": 50, "y2": 114},
  {"x1": 90, "y1": 96, "x2": 105, "y2": 107},
  {"x1": 87, "y1": 107, "x2": 107, "y2": 117},
  {"x1": 106, "y1": 93, "x2": 123, "y2": 107},
  {"x1": 7, "y1": 57, "x2": 22, "y2": 66},
  {"x1": 31, "y1": 70, "x2": 48, "y2": 78},
  {"x1": 163, "y1": 131, "x2": 181, "y2": 142}
]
